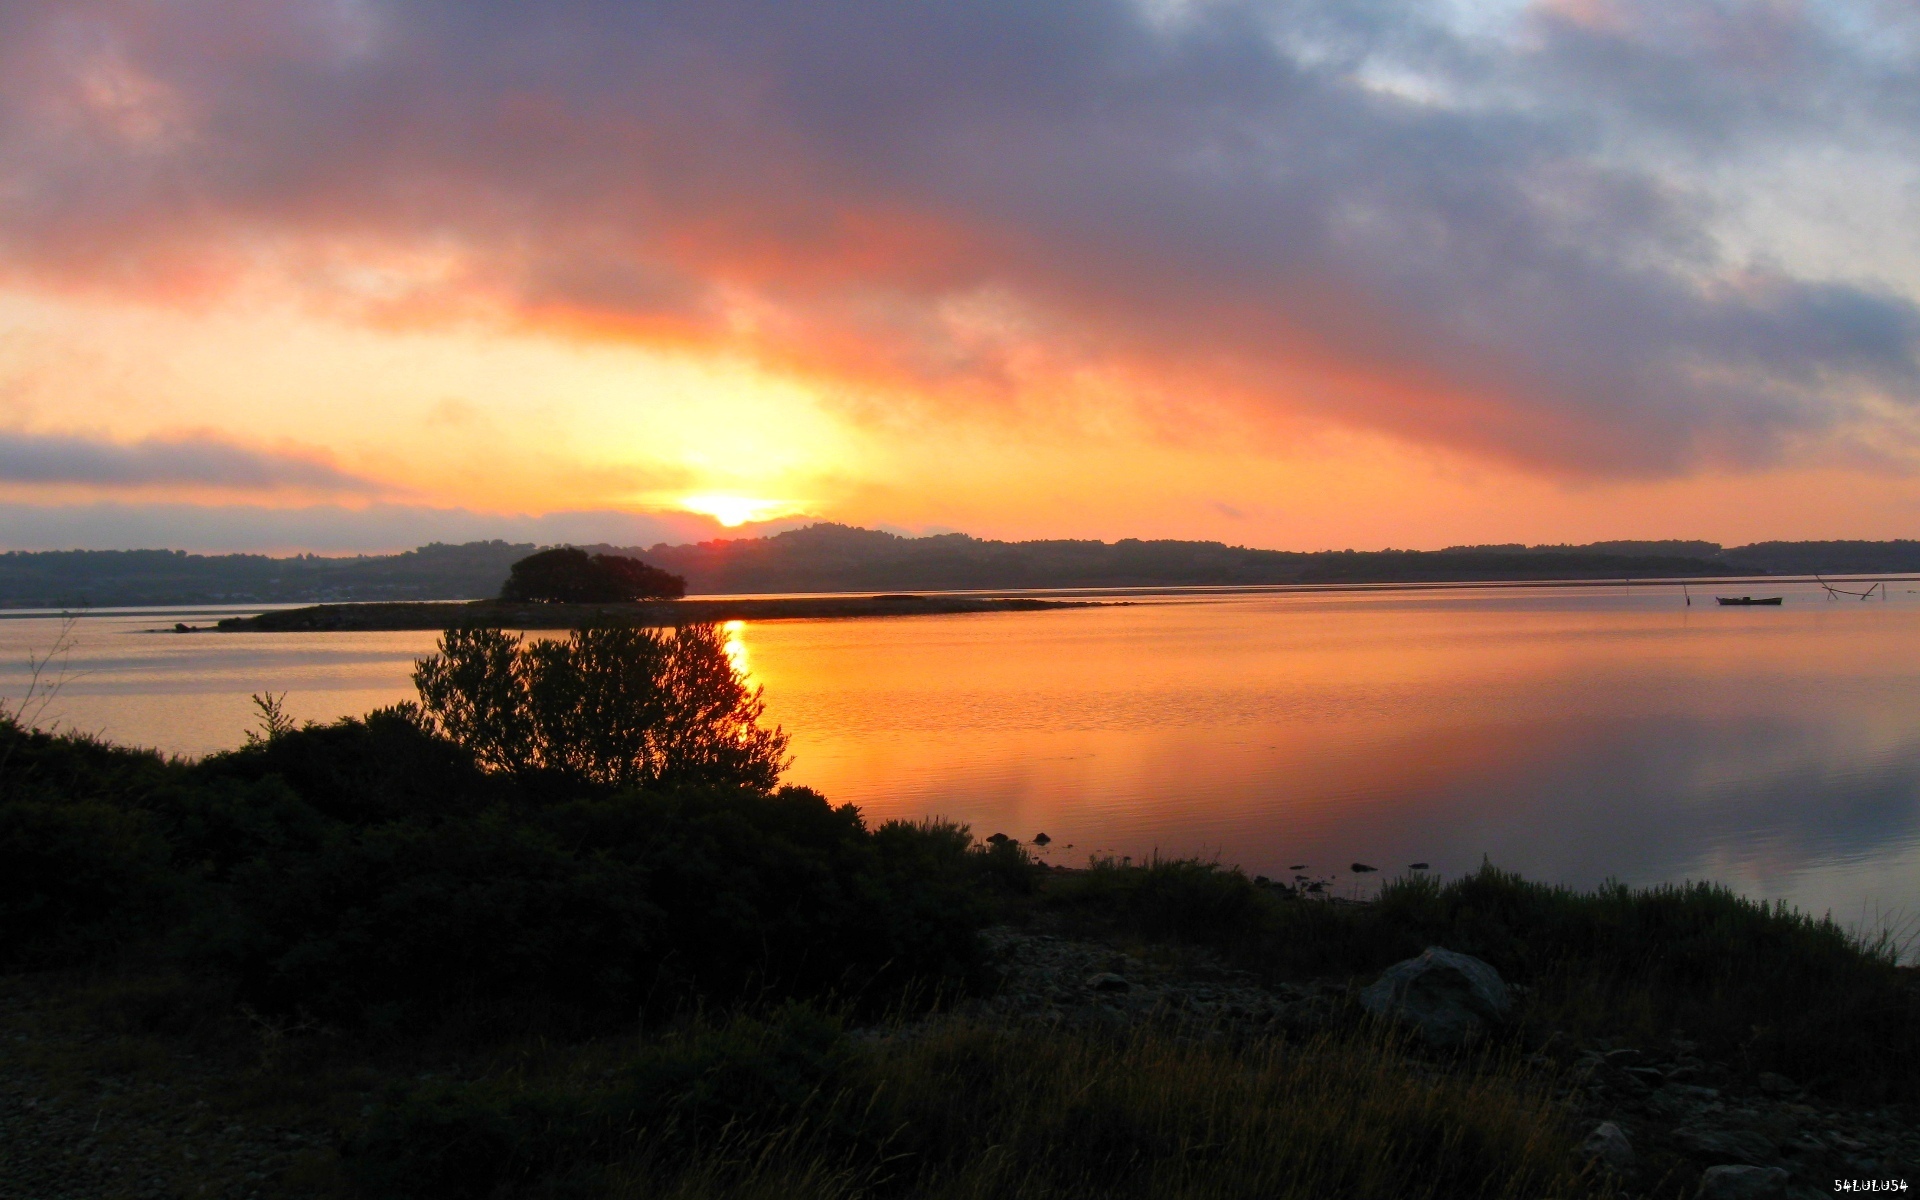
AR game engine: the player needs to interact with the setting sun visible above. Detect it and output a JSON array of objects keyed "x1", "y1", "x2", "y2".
[{"x1": 677, "y1": 494, "x2": 803, "y2": 527}]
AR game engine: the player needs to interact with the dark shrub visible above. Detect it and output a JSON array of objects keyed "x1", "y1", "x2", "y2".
[
  {"x1": 347, "y1": 1006, "x2": 860, "y2": 1200},
  {"x1": 0, "y1": 795, "x2": 178, "y2": 968},
  {"x1": 0, "y1": 716, "x2": 178, "y2": 805},
  {"x1": 208, "y1": 787, "x2": 986, "y2": 1029},
  {"x1": 206, "y1": 811, "x2": 665, "y2": 1029},
  {"x1": 499, "y1": 547, "x2": 685, "y2": 603},
  {"x1": 0, "y1": 721, "x2": 187, "y2": 967},
  {"x1": 413, "y1": 625, "x2": 788, "y2": 791},
  {"x1": 193, "y1": 705, "x2": 503, "y2": 827}
]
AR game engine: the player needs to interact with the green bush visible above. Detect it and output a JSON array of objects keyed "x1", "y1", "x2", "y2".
[
  {"x1": 0, "y1": 720, "x2": 187, "y2": 967},
  {"x1": 200, "y1": 787, "x2": 988, "y2": 1030},
  {"x1": 195, "y1": 705, "x2": 503, "y2": 827},
  {"x1": 0, "y1": 794, "x2": 178, "y2": 968}
]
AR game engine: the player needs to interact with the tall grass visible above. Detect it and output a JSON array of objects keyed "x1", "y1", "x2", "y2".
[
  {"x1": 1048, "y1": 857, "x2": 1920, "y2": 1099},
  {"x1": 351, "y1": 1008, "x2": 1599, "y2": 1200}
]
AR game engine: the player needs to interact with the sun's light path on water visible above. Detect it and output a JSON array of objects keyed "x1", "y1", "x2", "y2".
[{"x1": 722, "y1": 620, "x2": 752, "y2": 680}]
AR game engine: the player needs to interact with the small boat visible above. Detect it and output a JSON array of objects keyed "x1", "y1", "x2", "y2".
[{"x1": 1716, "y1": 595, "x2": 1783, "y2": 606}]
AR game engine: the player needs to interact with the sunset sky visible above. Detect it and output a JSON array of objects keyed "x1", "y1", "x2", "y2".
[{"x1": 4, "y1": 0, "x2": 1920, "y2": 552}]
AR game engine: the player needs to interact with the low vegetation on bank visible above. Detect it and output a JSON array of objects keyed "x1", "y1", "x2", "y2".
[{"x1": 2, "y1": 622, "x2": 1914, "y2": 1198}]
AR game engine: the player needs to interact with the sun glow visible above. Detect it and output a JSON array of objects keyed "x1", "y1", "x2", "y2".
[{"x1": 677, "y1": 494, "x2": 802, "y2": 527}]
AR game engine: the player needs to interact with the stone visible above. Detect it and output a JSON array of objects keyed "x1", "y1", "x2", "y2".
[
  {"x1": 1676, "y1": 1126, "x2": 1776, "y2": 1166},
  {"x1": 1696, "y1": 1165, "x2": 1788, "y2": 1200},
  {"x1": 1084, "y1": 973, "x2": 1130, "y2": 993},
  {"x1": 1358, "y1": 946, "x2": 1512, "y2": 1047},
  {"x1": 1580, "y1": 1121, "x2": 1635, "y2": 1175}
]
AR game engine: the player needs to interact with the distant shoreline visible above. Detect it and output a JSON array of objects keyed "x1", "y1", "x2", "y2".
[
  {"x1": 206, "y1": 594, "x2": 1106, "y2": 632},
  {"x1": 4, "y1": 570, "x2": 1913, "y2": 625}
]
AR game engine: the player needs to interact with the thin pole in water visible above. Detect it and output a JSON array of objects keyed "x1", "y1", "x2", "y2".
[{"x1": 1682, "y1": 582, "x2": 1690, "y2": 607}]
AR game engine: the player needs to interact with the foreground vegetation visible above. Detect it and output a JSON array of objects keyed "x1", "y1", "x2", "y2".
[
  {"x1": 2, "y1": 622, "x2": 1914, "y2": 1197},
  {"x1": 1047, "y1": 857, "x2": 1919, "y2": 1101}
]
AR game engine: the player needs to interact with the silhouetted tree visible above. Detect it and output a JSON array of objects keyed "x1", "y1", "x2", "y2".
[
  {"x1": 411, "y1": 624, "x2": 787, "y2": 790},
  {"x1": 591, "y1": 553, "x2": 687, "y2": 600},
  {"x1": 498, "y1": 548, "x2": 687, "y2": 602}
]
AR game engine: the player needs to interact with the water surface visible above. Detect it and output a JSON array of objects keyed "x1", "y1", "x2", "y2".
[{"x1": 4, "y1": 583, "x2": 1917, "y2": 943}]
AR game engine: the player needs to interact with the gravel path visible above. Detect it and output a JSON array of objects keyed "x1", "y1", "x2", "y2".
[{"x1": 0, "y1": 986, "x2": 339, "y2": 1200}]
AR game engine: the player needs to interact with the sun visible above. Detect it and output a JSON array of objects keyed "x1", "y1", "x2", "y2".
[{"x1": 678, "y1": 493, "x2": 802, "y2": 527}]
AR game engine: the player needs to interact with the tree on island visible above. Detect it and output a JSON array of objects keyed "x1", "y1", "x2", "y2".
[{"x1": 498, "y1": 547, "x2": 687, "y2": 603}]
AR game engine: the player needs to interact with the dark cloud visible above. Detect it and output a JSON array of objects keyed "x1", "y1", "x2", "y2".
[
  {"x1": 2, "y1": 1, "x2": 1917, "y2": 476},
  {"x1": 0, "y1": 430, "x2": 382, "y2": 494},
  {"x1": 0, "y1": 501, "x2": 798, "y2": 554}
]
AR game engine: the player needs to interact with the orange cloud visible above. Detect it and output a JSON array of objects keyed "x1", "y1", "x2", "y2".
[{"x1": 1, "y1": 0, "x2": 1916, "y2": 490}]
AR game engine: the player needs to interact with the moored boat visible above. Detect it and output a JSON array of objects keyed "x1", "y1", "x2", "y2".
[{"x1": 1715, "y1": 596, "x2": 1783, "y2": 606}]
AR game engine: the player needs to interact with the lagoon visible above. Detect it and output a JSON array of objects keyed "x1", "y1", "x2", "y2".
[{"x1": 5, "y1": 580, "x2": 1919, "y2": 942}]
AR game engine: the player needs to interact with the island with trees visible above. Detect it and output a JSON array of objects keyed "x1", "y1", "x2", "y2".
[{"x1": 204, "y1": 547, "x2": 1102, "y2": 632}]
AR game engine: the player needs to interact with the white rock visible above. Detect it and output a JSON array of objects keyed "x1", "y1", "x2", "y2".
[
  {"x1": 1580, "y1": 1121, "x2": 1635, "y2": 1175},
  {"x1": 1358, "y1": 947, "x2": 1512, "y2": 1047}
]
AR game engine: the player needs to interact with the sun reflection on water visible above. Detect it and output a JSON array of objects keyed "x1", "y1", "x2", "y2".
[{"x1": 721, "y1": 620, "x2": 751, "y2": 679}]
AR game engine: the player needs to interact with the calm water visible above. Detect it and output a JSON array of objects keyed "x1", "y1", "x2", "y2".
[{"x1": 5, "y1": 582, "x2": 1919, "y2": 945}]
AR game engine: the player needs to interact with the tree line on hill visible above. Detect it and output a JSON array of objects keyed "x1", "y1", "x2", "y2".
[{"x1": 4, "y1": 526, "x2": 1920, "y2": 607}]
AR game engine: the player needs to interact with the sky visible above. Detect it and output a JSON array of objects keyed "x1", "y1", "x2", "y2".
[{"x1": 3, "y1": 0, "x2": 1920, "y2": 553}]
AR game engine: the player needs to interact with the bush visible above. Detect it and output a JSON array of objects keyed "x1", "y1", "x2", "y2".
[
  {"x1": 203, "y1": 787, "x2": 990, "y2": 1030},
  {"x1": 193, "y1": 705, "x2": 504, "y2": 827},
  {"x1": 0, "y1": 719, "x2": 188, "y2": 967},
  {"x1": 0, "y1": 794, "x2": 179, "y2": 968},
  {"x1": 347, "y1": 1005, "x2": 862, "y2": 1199},
  {"x1": 413, "y1": 625, "x2": 789, "y2": 791},
  {"x1": 499, "y1": 548, "x2": 686, "y2": 603}
]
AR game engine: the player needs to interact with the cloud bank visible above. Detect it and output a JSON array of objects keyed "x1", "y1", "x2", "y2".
[
  {"x1": 0, "y1": 501, "x2": 801, "y2": 554},
  {"x1": 0, "y1": 430, "x2": 381, "y2": 494},
  {"x1": 3, "y1": 0, "x2": 1919, "y2": 477}
]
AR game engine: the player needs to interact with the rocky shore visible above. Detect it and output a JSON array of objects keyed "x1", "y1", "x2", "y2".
[
  {"x1": 912, "y1": 925, "x2": 1918, "y2": 1200},
  {"x1": 3, "y1": 926, "x2": 1913, "y2": 1199}
]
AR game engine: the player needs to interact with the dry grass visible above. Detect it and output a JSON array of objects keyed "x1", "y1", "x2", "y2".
[{"x1": 356, "y1": 1013, "x2": 1604, "y2": 1200}]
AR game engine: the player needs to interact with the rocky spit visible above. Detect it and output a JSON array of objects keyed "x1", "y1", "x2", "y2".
[{"x1": 1, "y1": 929, "x2": 1913, "y2": 1198}]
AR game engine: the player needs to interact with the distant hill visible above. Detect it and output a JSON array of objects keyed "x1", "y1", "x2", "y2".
[
  {"x1": 0, "y1": 541, "x2": 533, "y2": 608},
  {"x1": 622, "y1": 525, "x2": 1729, "y2": 593},
  {"x1": 3, "y1": 526, "x2": 1917, "y2": 608}
]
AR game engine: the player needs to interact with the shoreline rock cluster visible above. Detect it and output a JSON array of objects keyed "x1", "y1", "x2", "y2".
[{"x1": 938, "y1": 928, "x2": 1918, "y2": 1200}]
